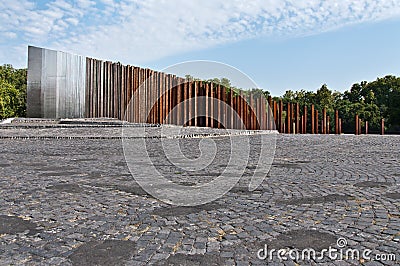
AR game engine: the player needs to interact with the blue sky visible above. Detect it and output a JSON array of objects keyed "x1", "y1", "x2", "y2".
[{"x1": 1, "y1": 0, "x2": 400, "y2": 96}]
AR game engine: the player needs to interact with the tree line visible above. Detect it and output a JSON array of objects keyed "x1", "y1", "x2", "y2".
[
  {"x1": 273, "y1": 76, "x2": 399, "y2": 133},
  {"x1": 0, "y1": 64, "x2": 26, "y2": 119},
  {"x1": 1, "y1": 64, "x2": 399, "y2": 133}
]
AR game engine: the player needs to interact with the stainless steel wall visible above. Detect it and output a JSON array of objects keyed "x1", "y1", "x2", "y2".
[{"x1": 27, "y1": 46, "x2": 86, "y2": 118}]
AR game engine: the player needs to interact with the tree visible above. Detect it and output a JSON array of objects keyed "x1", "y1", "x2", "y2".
[
  {"x1": 0, "y1": 64, "x2": 27, "y2": 118},
  {"x1": 0, "y1": 79, "x2": 20, "y2": 119}
]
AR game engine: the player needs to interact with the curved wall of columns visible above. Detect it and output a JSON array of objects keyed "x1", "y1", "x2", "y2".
[{"x1": 27, "y1": 46, "x2": 274, "y2": 131}]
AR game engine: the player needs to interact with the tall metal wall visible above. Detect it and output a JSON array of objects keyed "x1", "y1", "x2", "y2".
[{"x1": 27, "y1": 46, "x2": 86, "y2": 118}]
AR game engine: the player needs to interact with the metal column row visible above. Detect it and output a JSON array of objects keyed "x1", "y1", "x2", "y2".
[{"x1": 85, "y1": 58, "x2": 276, "y2": 130}]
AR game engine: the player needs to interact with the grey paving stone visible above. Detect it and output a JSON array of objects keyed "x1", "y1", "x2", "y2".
[{"x1": 0, "y1": 125, "x2": 399, "y2": 265}]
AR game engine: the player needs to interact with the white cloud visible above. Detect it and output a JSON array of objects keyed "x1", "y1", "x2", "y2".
[{"x1": 1, "y1": 0, "x2": 400, "y2": 67}]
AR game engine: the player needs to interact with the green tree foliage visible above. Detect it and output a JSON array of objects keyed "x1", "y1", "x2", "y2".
[
  {"x1": 0, "y1": 64, "x2": 27, "y2": 119},
  {"x1": 0, "y1": 79, "x2": 20, "y2": 119},
  {"x1": 339, "y1": 75, "x2": 400, "y2": 132}
]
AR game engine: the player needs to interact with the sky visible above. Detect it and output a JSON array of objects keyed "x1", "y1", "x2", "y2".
[{"x1": 1, "y1": 0, "x2": 400, "y2": 96}]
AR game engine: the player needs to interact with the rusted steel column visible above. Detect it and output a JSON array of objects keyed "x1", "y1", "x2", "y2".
[
  {"x1": 322, "y1": 108, "x2": 327, "y2": 134},
  {"x1": 182, "y1": 78, "x2": 187, "y2": 126},
  {"x1": 136, "y1": 66, "x2": 143, "y2": 123},
  {"x1": 267, "y1": 96, "x2": 272, "y2": 130},
  {"x1": 279, "y1": 100, "x2": 283, "y2": 133},
  {"x1": 125, "y1": 65, "x2": 129, "y2": 122},
  {"x1": 274, "y1": 100, "x2": 277, "y2": 131},
  {"x1": 359, "y1": 118, "x2": 362, "y2": 135},
  {"x1": 100, "y1": 60, "x2": 104, "y2": 117},
  {"x1": 244, "y1": 93, "x2": 248, "y2": 130},
  {"x1": 291, "y1": 103, "x2": 295, "y2": 133},
  {"x1": 237, "y1": 92, "x2": 242, "y2": 129},
  {"x1": 295, "y1": 103, "x2": 300, "y2": 134},
  {"x1": 300, "y1": 115, "x2": 304, "y2": 134},
  {"x1": 238, "y1": 91, "x2": 243, "y2": 129},
  {"x1": 171, "y1": 75, "x2": 176, "y2": 125},
  {"x1": 167, "y1": 73, "x2": 171, "y2": 124},
  {"x1": 130, "y1": 67, "x2": 137, "y2": 122},
  {"x1": 218, "y1": 84, "x2": 222, "y2": 128},
  {"x1": 228, "y1": 89, "x2": 233, "y2": 129},
  {"x1": 205, "y1": 82, "x2": 209, "y2": 127},
  {"x1": 249, "y1": 95, "x2": 252, "y2": 130},
  {"x1": 130, "y1": 67, "x2": 135, "y2": 122},
  {"x1": 221, "y1": 85, "x2": 225, "y2": 128},
  {"x1": 85, "y1": 58, "x2": 91, "y2": 117},
  {"x1": 172, "y1": 76, "x2": 177, "y2": 125},
  {"x1": 181, "y1": 77, "x2": 185, "y2": 125},
  {"x1": 315, "y1": 109, "x2": 319, "y2": 134},
  {"x1": 265, "y1": 97, "x2": 269, "y2": 130},
  {"x1": 148, "y1": 68, "x2": 152, "y2": 123},
  {"x1": 158, "y1": 72, "x2": 164, "y2": 124},
  {"x1": 95, "y1": 59, "x2": 99, "y2": 117},
  {"x1": 139, "y1": 67, "x2": 143, "y2": 123},
  {"x1": 176, "y1": 78, "x2": 181, "y2": 125},
  {"x1": 327, "y1": 116, "x2": 330, "y2": 134},
  {"x1": 242, "y1": 93, "x2": 245, "y2": 129},
  {"x1": 189, "y1": 80, "x2": 194, "y2": 126},
  {"x1": 255, "y1": 97, "x2": 259, "y2": 130},
  {"x1": 163, "y1": 73, "x2": 168, "y2": 124},
  {"x1": 235, "y1": 93, "x2": 238, "y2": 129},
  {"x1": 160, "y1": 74, "x2": 165, "y2": 124},
  {"x1": 144, "y1": 68, "x2": 150, "y2": 123},
  {"x1": 242, "y1": 92, "x2": 247, "y2": 129},
  {"x1": 145, "y1": 69, "x2": 150, "y2": 123},
  {"x1": 214, "y1": 84, "x2": 218, "y2": 128},
  {"x1": 148, "y1": 70, "x2": 157, "y2": 124},
  {"x1": 157, "y1": 72, "x2": 162, "y2": 124},
  {"x1": 303, "y1": 105, "x2": 307, "y2": 134},
  {"x1": 271, "y1": 101, "x2": 279, "y2": 132},
  {"x1": 233, "y1": 94, "x2": 237, "y2": 129},
  {"x1": 355, "y1": 114, "x2": 359, "y2": 135},
  {"x1": 311, "y1": 104, "x2": 315, "y2": 134},
  {"x1": 120, "y1": 65, "x2": 125, "y2": 121},
  {"x1": 168, "y1": 74, "x2": 173, "y2": 124},
  {"x1": 210, "y1": 83, "x2": 214, "y2": 128},
  {"x1": 243, "y1": 93, "x2": 248, "y2": 129},
  {"x1": 335, "y1": 110, "x2": 339, "y2": 134},
  {"x1": 197, "y1": 81, "x2": 202, "y2": 127},
  {"x1": 152, "y1": 70, "x2": 156, "y2": 123},
  {"x1": 254, "y1": 96, "x2": 258, "y2": 130},
  {"x1": 230, "y1": 89, "x2": 234, "y2": 129},
  {"x1": 381, "y1": 118, "x2": 384, "y2": 135},
  {"x1": 249, "y1": 93, "x2": 253, "y2": 130},
  {"x1": 339, "y1": 118, "x2": 342, "y2": 134},
  {"x1": 263, "y1": 97, "x2": 268, "y2": 130},
  {"x1": 151, "y1": 70, "x2": 156, "y2": 124},
  {"x1": 256, "y1": 96, "x2": 264, "y2": 130},
  {"x1": 119, "y1": 64, "x2": 122, "y2": 120},
  {"x1": 365, "y1": 121, "x2": 368, "y2": 135},
  {"x1": 194, "y1": 81, "x2": 198, "y2": 126},
  {"x1": 286, "y1": 102, "x2": 291, "y2": 134},
  {"x1": 222, "y1": 87, "x2": 227, "y2": 128}
]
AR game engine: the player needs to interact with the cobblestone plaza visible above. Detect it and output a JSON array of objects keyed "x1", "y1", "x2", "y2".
[{"x1": 0, "y1": 120, "x2": 399, "y2": 265}]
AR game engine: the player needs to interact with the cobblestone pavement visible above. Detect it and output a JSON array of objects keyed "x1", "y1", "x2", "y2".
[{"x1": 0, "y1": 123, "x2": 399, "y2": 265}]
